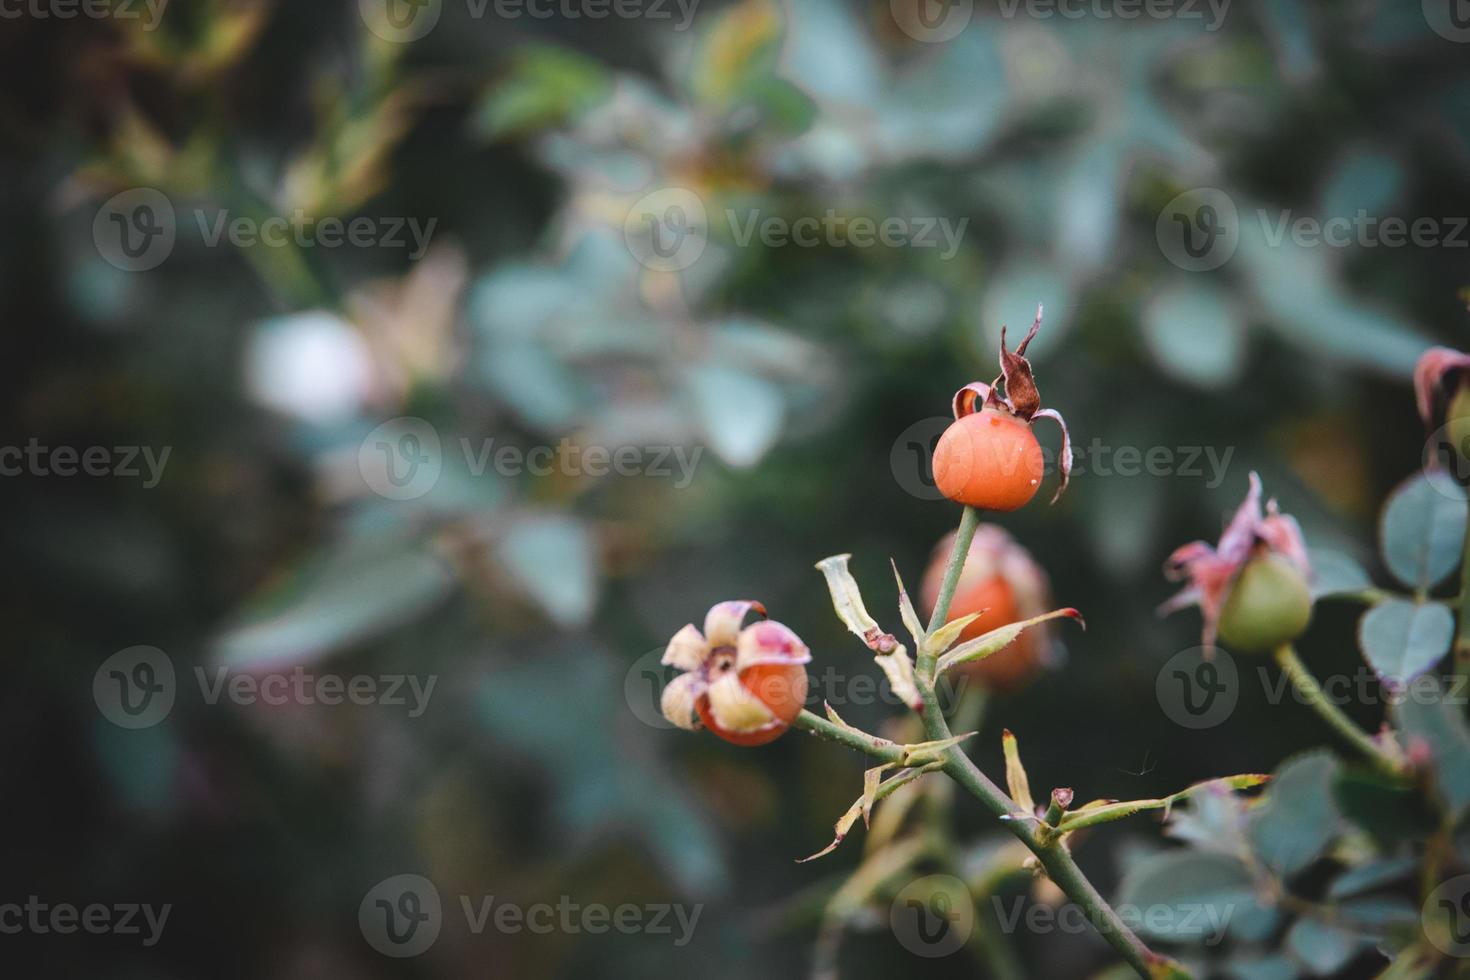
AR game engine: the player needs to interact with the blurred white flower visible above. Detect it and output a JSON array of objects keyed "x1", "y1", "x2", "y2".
[{"x1": 245, "y1": 311, "x2": 375, "y2": 425}]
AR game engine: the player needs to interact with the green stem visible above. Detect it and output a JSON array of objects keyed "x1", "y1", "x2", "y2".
[
  {"x1": 924, "y1": 505, "x2": 983, "y2": 638},
  {"x1": 802, "y1": 506, "x2": 1162, "y2": 978},
  {"x1": 1273, "y1": 645, "x2": 1400, "y2": 774},
  {"x1": 1455, "y1": 516, "x2": 1470, "y2": 685},
  {"x1": 794, "y1": 709, "x2": 907, "y2": 764}
]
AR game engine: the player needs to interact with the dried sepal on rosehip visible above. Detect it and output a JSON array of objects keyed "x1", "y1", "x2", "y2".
[
  {"x1": 1161, "y1": 473, "x2": 1313, "y2": 653},
  {"x1": 932, "y1": 305, "x2": 1073, "y2": 511},
  {"x1": 660, "y1": 600, "x2": 811, "y2": 746}
]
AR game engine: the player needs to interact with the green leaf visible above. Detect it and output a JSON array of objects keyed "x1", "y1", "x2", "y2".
[
  {"x1": 213, "y1": 537, "x2": 455, "y2": 669},
  {"x1": 1115, "y1": 851, "x2": 1257, "y2": 943},
  {"x1": 1141, "y1": 285, "x2": 1247, "y2": 390},
  {"x1": 1285, "y1": 917, "x2": 1364, "y2": 976},
  {"x1": 1002, "y1": 729, "x2": 1034, "y2": 812},
  {"x1": 688, "y1": 0, "x2": 783, "y2": 109},
  {"x1": 1395, "y1": 678, "x2": 1470, "y2": 815},
  {"x1": 1333, "y1": 768, "x2": 1436, "y2": 845},
  {"x1": 499, "y1": 513, "x2": 597, "y2": 627},
  {"x1": 473, "y1": 46, "x2": 611, "y2": 139},
  {"x1": 935, "y1": 607, "x2": 1084, "y2": 675},
  {"x1": 1223, "y1": 954, "x2": 1300, "y2": 980},
  {"x1": 1326, "y1": 856, "x2": 1418, "y2": 899},
  {"x1": 890, "y1": 559, "x2": 925, "y2": 648},
  {"x1": 1357, "y1": 599, "x2": 1454, "y2": 686},
  {"x1": 684, "y1": 363, "x2": 785, "y2": 468},
  {"x1": 1379, "y1": 473, "x2": 1467, "y2": 591},
  {"x1": 1247, "y1": 751, "x2": 1342, "y2": 876},
  {"x1": 1307, "y1": 549, "x2": 1374, "y2": 599}
]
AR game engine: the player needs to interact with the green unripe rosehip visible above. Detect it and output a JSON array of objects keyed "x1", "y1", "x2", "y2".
[
  {"x1": 1446, "y1": 381, "x2": 1470, "y2": 466},
  {"x1": 1217, "y1": 554, "x2": 1313, "y2": 653}
]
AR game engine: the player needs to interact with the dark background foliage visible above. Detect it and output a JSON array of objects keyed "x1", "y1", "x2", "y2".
[{"x1": 2, "y1": 0, "x2": 1468, "y2": 977}]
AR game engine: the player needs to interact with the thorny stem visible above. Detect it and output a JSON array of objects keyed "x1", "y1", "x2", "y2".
[
  {"x1": 799, "y1": 506, "x2": 1162, "y2": 979},
  {"x1": 1272, "y1": 644, "x2": 1401, "y2": 775}
]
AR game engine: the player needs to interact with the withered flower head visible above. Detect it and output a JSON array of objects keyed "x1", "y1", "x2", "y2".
[
  {"x1": 1162, "y1": 473, "x2": 1313, "y2": 652},
  {"x1": 660, "y1": 600, "x2": 811, "y2": 745},
  {"x1": 1414, "y1": 346, "x2": 1470, "y2": 430}
]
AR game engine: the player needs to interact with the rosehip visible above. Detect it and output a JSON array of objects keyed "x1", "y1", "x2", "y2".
[
  {"x1": 1216, "y1": 554, "x2": 1313, "y2": 654},
  {"x1": 920, "y1": 525, "x2": 1054, "y2": 690},
  {"x1": 933, "y1": 306, "x2": 1072, "y2": 509},
  {"x1": 661, "y1": 602, "x2": 811, "y2": 746},
  {"x1": 933, "y1": 409, "x2": 1046, "y2": 512},
  {"x1": 1163, "y1": 473, "x2": 1314, "y2": 652}
]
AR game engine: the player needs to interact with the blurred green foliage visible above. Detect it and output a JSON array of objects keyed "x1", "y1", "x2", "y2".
[{"x1": 6, "y1": 0, "x2": 1470, "y2": 977}]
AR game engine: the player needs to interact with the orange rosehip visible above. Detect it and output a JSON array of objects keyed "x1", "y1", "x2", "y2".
[
  {"x1": 661, "y1": 602, "x2": 811, "y2": 746},
  {"x1": 920, "y1": 525, "x2": 1055, "y2": 690},
  {"x1": 934, "y1": 306, "x2": 1072, "y2": 509},
  {"x1": 933, "y1": 408, "x2": 1045, "y2": 511}
]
